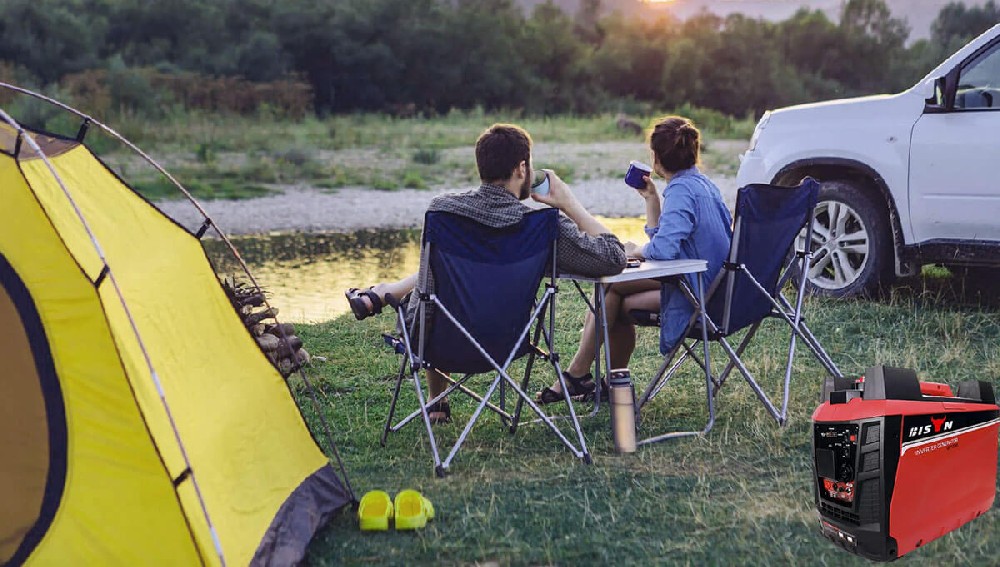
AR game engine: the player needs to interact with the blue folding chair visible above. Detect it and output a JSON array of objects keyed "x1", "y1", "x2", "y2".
[
  {"x1": 381, "y1": 209, "x2": 590, "y2": 476},
  {"x1": 633, "y1": 178, "x2": 844, "y2": 444}
]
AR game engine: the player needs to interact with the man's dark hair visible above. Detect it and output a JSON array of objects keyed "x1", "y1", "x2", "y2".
[{"x1": 475, "y1": 124, "x2": 532, "y2": 183}]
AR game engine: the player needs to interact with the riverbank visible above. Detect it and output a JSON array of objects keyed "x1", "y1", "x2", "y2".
[{"x1": 157, "y1": 173, "x2": 739, "y2": 235}]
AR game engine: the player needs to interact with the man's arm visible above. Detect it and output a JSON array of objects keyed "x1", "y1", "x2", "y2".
[
  {"x1": 531, "y1": 170, "x2": 626, "y2": 276},
  {"x1": 530, "y1": 170, "x2": 612, "y2": 236}
]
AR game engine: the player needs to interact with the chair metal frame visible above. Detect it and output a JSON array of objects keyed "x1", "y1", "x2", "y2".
[
  {"x1": 381, "y1": 210, "x2": 591, "y2": 477},
  {"x1": 636, "y1": 181, "x2": 844, "y2": 443}
]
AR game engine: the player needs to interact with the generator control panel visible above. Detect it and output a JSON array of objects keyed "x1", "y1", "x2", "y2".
[{"x1": 814, "y1": 423, "x2": 859, "y2": 504}]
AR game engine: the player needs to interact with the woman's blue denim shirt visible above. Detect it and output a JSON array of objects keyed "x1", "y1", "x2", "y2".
[{"x1": 642, "y1": 166, "x2": 733, "y2": 353}]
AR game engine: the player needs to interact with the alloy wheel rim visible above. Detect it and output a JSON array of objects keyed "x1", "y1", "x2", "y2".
[{"x1": 797, "y1": 200, "x2": 870, "y2": 290}]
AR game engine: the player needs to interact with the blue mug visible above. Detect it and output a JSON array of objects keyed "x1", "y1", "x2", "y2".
[{"x1": 624, "y1": 160, "x2": 652, "y2": 189}]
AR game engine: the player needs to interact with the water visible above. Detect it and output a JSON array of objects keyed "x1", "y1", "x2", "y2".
[{"x1": 204, "y1": 217, "x2": 649, "y2": 322}]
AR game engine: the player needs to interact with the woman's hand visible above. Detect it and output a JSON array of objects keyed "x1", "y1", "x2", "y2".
[{"x1": 634, "y1": 175, "x2": 658, "y2": 201}]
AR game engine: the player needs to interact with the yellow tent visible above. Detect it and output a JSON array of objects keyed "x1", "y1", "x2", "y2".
[{"x1": 0, "y1": 98, "x2": 352, "y2": 566}]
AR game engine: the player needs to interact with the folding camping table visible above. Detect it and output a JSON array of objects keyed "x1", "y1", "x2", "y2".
[{"x1": 559, "y1": 259, "x2": 711, "y2": 441}]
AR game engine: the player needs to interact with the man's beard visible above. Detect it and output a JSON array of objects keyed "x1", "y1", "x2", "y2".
[{"x1": 518, "y1": 170, "x2": 532, "y2": 200}]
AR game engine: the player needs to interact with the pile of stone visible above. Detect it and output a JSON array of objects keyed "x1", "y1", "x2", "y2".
[{"x1": 221, "y1": 277, "x2": 310, "y2": 378}]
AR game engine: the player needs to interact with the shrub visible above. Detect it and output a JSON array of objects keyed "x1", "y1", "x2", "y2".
[
  {"x1": 411, "y1": 147, "x2": 440, "y2": 165},
  {"x1": 401, "y1": 170, "x2": 427, "y2": 189}
]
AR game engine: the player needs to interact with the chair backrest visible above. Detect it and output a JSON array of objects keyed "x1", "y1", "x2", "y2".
[
  {"x1": 420, "y1": 208, "x2": 559, "y2": 373},
  {"x1": 715, "y1": 178, "x2": 819, "y2": 334}
]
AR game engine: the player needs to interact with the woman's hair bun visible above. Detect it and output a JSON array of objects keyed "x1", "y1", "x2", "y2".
[{"x1": 649, "y1": 115, "x2": 701, "y2": 173}]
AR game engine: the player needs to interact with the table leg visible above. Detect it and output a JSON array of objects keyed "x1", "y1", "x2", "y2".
[
  {"x1": 636, "y1": 271, "x2": 715, "y2": 445},
  {"x1": 589, "y1": 282, "x2": 609, "y2": 415}
]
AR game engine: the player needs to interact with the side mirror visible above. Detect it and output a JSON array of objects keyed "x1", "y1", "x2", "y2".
[{"x1": 924, "y1": 70, "x2": 959, "y2": 113}]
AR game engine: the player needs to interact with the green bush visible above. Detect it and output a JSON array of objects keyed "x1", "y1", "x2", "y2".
[
  {"x1": 401, "y1": 170, "x2": 427, "y2": 189},
  {"x1": 411, "y1": 147, "x2": 440, "y2": 165}
]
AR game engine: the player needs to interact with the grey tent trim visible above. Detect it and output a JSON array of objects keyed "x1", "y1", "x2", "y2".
[{"x1": 251, "y1": 465, "x2": 353, "y2": 566}]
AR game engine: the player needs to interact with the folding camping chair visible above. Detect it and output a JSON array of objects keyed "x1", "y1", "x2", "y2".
[
  {"x1": 380, "y1": 208, "x2": 591, "y2": 476},
  {"x1": 633, "y1": 178, "x2": 844, "y2": 444}
]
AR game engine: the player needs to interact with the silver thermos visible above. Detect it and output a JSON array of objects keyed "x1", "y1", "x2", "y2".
[{"x1": 610, "y1": 368, "x2": 637, "y2": 453}]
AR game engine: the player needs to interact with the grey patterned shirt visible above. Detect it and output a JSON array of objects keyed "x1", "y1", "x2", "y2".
[{"x1": 405, "y1": 183, "x2": 627, "y2": 327}]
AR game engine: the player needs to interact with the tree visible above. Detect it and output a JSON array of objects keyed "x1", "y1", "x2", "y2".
[
  {"x1": 932, "y1": 1, "x2": 1000, "y2": 52},
  {"x1": 0, "y1": 0, "x2": 106, "y2": 84}
]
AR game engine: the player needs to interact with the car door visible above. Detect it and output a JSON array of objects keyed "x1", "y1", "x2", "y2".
[{"x1": 909, "y1": 39, "x2": 1000, "y2": 243}]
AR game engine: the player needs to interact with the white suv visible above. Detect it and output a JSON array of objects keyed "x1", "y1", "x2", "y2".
[{"x1": 737, "y1": 24, "x2": 1000, "y2": 297}]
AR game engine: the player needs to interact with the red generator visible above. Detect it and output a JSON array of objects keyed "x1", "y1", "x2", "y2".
[{"x1": 812, "y1": 364, "x2": 999, "y2": 561}]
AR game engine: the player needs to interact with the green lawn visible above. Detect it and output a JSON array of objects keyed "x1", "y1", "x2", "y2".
[
  {"x1": 80, "y1": 109, "x2": 751, "y2": 202},
  {"x1": 292, "y1": 274, "x2": 1000, "y2": 566}
]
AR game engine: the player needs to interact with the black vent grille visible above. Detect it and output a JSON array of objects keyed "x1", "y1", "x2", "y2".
[
  {"x1": 858, "y1": 479, "x2": 882, "y2": 524},
  {"x1": 864, "y1": 423, "x2": 881, "y2": 445},
  {"x1": 862, "y1": 451, "x2": 880, "y2": 472},
  {"x1": 820, "y1": 502, "x2": 860, "y2": 525}
]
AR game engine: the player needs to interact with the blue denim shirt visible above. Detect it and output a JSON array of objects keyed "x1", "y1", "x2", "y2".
[{"x1": 642, "y1": 167, "x2": 732, "y2": 354}]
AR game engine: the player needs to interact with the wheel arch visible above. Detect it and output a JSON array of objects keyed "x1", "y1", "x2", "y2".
[{"x1": 771, "y1": 158, "x2": 913, "y2": 277}]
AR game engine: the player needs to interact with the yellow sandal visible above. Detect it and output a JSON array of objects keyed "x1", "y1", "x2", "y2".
[
  {"x1": 358, "y1": 490, "x2": 393, "y2": 531},
  {"x1": 394, "y1": 489, "x2": 433, "y2": 530}
]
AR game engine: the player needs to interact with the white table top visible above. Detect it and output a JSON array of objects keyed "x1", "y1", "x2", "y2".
[{"x1": 559, "y1": 258, "x2": 707, "y2": 284}]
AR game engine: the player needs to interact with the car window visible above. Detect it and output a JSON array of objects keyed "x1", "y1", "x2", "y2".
[{"x1": 956, "y1": 42, "x2": 1000, "y2": 110}]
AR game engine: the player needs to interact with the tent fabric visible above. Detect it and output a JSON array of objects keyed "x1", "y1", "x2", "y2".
[
  {"x1": 1, "y1": 127, "x2": 349, "y2": 565},
  {"x1": 0, "y1": 252, "x2": 66, "y2": 566}
]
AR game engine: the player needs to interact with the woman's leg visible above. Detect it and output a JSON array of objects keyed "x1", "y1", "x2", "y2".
[{"x1": 550, "y1": 278, "x2": 661, "y2": 393}]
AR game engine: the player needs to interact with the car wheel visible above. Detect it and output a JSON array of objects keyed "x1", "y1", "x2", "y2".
[{"x1": 793, "y1": 180, "x2": 893, "y2": 298}]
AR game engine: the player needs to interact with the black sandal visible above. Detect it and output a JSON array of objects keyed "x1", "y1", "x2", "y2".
[
  {"x1": 345, "y1": 287, "x2": 383, "y2": 321},
  {"x1": 427, "y1": 400, "x2": 451, "y2": 424},
  {"x1": 536, "y1": 372, "x2": 595, "y2": 404}
]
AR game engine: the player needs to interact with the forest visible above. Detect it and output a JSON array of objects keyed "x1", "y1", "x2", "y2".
[{"x1": 0, "y1": 0, "x2": 997, "y2": 120}]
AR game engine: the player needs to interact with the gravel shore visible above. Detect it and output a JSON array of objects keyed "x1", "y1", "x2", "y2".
[{"x1": 157, "y1": 174, "x2": 739, "y2": 235}]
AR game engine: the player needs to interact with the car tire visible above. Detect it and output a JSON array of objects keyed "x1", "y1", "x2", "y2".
[{"x1": 792, "y1": 180, "x2": 894, "y2": 298}]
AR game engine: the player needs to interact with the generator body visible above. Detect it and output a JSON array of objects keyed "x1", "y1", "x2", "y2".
[{"x1": 811, "y1": 365, "x2": 999, "y2": 561}]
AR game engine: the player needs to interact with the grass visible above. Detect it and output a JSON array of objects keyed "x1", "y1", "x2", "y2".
[
  {"x1": 62, "y1": 109, "x2": 750, "y2": 200},
  {"x1": 291, "y1": 276, "x2": 1000, "y2": 566},
  {"x1": 87, "y1": 108, "x2": 753, "y2": 154}
]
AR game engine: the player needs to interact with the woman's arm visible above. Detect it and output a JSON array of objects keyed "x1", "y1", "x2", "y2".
[
  {"x1": 642, "y1": 184, "x2": 696, "y2": 261},
  {"x1": 637, "y1": 174, "x2": 661, "y2": 234}
]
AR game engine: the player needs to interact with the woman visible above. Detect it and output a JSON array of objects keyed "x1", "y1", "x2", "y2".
[{"x1": 537, "y1": 116, "x2": 733, "y2": 403}]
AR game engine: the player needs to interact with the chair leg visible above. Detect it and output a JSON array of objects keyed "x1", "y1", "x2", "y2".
[
  {"x1": 442, "y1": 374, "x2": 504, "y2": 471},
  {"x1": 408, "y1": 366, "x2": 445, "y2": 476},
  {"x1": 713, "y1": 322, "x2": 761, "y2": 396},
  {"x1": 716, "y1": 336, "x2": 783, "y2": 424},
  {"x1": 550, "y1": 356, "x2": 591, "y2": 463},
  {"x1": 680, "y1": 341, "x2": 727, "y2": 394},
  {"x1": 776, "y1": 293, "x2": 843, "y2": 379},
  {"x1": 391, "y1": 373, "x2": 511, "y2": 433},
  {"x1": 638, "y1": 339, "x2": 686, "y2": 408},
  {"x1": 505, "y1": 367, "x2": 589, "y2": 460},
  {"x1": 511, "y1": 314, "x2": 547, "y2": 434},
  {"x1": 381, "y1": 355, "x2": 409, "y2": 447}
]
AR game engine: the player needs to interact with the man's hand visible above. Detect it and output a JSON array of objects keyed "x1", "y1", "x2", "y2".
[
  {"x1": 624, "y1": 241, "x2": 644, "y2": 259},
  {"x1": 532, "y1": 169, "x2": 611, "y2": 237},
  {"x1": 530, "y1": 169, "x2": 582, "y2": 213}
]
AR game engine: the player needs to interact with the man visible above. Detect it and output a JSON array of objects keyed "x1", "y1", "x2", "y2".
[{"x1": 345, "y1": 123, "x2": 626, "y2": 421}]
